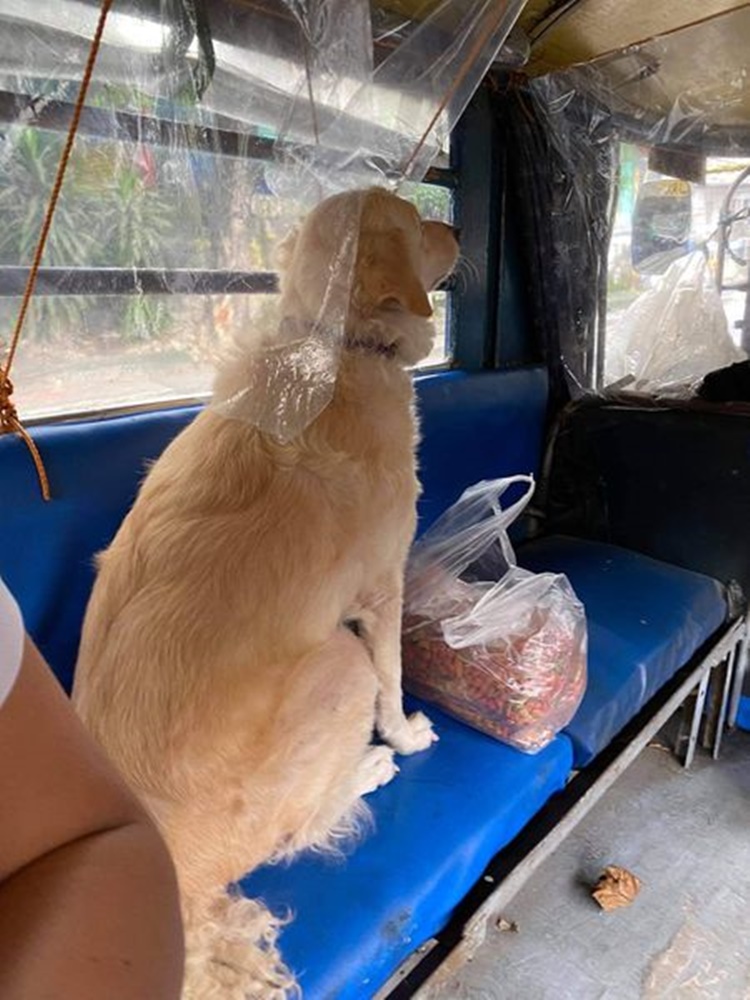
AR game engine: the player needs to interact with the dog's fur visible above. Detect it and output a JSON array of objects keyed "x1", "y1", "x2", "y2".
[{"x1": 72, "y1": 188, "x2": 459, "y2": 998}]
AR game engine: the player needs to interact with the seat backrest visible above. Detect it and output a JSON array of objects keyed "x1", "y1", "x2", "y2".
[
  {"x1": 0, "y1": 367, "x2": 548, "y2": 690},
  {"x1": 542, "y1": 399, "x2": 750, "y2": 605}
]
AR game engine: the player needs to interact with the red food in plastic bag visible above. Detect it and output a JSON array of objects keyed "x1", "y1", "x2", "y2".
[{"x1": 401, "y1": 478, "x2": 587, "y2": 753}]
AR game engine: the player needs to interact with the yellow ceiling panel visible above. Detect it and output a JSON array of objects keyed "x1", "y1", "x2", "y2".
[
  {"x1": 373, "y1": 1, "x2": 750, "y2": 127},
  {"x1": 580, "y1": 6, "x2": 750, "y2": 130},
  {"x1": 523, "y1": 0, "x2": 750, "y2": 76}
]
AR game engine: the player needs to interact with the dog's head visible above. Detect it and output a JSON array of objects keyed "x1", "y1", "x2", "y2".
[{"x1": 277, "y1": 188, "x2": 459, "y2": 363}]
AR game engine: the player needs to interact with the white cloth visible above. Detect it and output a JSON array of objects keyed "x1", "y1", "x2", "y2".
[{"x1": 0, "y1": 576, "x2": 23, "y2": 709}]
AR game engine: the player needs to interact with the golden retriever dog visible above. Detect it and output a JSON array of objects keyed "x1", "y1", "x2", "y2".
[{"x1": 72, "y1": 187, "x2": 459, "y2": 998}]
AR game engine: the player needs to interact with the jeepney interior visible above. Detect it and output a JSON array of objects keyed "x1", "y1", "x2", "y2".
[{"x1": 1, "y1": 2, "x2": 749, "y2": 997}]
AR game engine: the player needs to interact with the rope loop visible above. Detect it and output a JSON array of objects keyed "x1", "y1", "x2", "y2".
[
  {"x1": 0, "y1": 373, "x2": 51, "y2": 500},
  {"x1": 0, "y1": 0, "x2": 114, "y2": 502}
]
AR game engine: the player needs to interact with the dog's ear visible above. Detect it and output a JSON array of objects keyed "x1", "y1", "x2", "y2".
[
  {"x1": 274, "y1": 226, "x2": 299, "y2": 271},
  {"x1": 356, "y1": 230, "x2": 432, "y2": 318}
]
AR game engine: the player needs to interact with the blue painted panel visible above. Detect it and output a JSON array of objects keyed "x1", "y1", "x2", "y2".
[
  {"x1": 451, "y1": 87, "x2": 502, "y2": 370},
  {"x1": 416, "y1": 367, "x2": 548, "y2": 531}
]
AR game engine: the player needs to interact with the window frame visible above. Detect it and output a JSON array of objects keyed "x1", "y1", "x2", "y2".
[{"x1": 0, "y1": 82, "x2": 497, "y2": 426}]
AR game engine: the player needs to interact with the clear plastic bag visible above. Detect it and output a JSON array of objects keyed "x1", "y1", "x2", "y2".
[
  {"x1": 616, "y1": 252, "x2": 746, "y2": 397},
  {"x1": 402, "y1": 477, "x2": 587, "y2": 753}
]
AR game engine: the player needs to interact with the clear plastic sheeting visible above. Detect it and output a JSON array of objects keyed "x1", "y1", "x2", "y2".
[
  {"x1": 0, "y1": 0, "x2": 527, "y2": 436},
  {"x1": 609, "y1": 252, "x2": 746, "y2": 397},
  {"x1": 280, "y1": 0, "x2": 527, "y2": 183},
  {"x1": 402, "y1": 477, "x2": 588, "y2": 754},
  {"x1": 210, "y1": 187, "x2": 364, "y2": 440},
  {"x1": 506, "y1": 5, "x2": 750, "y2": 401}
]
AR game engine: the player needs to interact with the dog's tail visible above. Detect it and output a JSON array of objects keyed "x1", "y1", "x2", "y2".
[{"x1": 182, "y1": 888, "x2": 300, "y2": 1000}]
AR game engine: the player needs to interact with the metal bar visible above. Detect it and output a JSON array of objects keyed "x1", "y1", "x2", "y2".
[
  {"x1": 0, "y1": 266, "x2": 278, "y2": 297},
  {"x1": 0, "y1": 89, "x2": 277, "y2": 161},
  {"x1": 685, "y1": 668, "x2": 711, "y2": 770},
  {"x1": 384, "y1": 618, "x2": 744, "y2": 999},
  {"x1": 674, "y1": 690, "x2": 695, "y2": 761},
  {"x1": 412, "y1": 632, "x2": 740, "y2": 998},
  {"x1": 374, "y1": 941, "x2": 440, "y2": 1000},
  {"x1": 593, "y1": 156, "x2": 620, "y2": 393},
  {"x1": 451, "y1": 88, "x2": 501, "y2": 370},
  {"x1": 21, "y1": 353, "x2": 454, "y2": 431},
  {"x1": 702, "y1": 656, "x2": 726, "y2": 751},
  {"x1": 717, "y1": 220, "x2": 729, "y2": 293},
  {"x1": 455, "y1": 659, "x2": 726, "y2": 940},
  {"x1": 528, "y1": 0, "x2": 586, "y2": 43},
  {"x1": 713, "y1": 645, "x2": 738, "y2": 760},
  {"x1": 716, "y1": 164, "x2": 750, "y2": 296},
  {"x1": 23, "y1": 394, "x2": 208, "y2": 430},
  {"x1": 742, "y1": 262, "x2": 750, "y2": 355},
  {"x1": 0, "y1": 266, "x2": 457, "y2": 299},
  {"x1": 0, "y1": 90, "x2": 456, "y2": 189}
]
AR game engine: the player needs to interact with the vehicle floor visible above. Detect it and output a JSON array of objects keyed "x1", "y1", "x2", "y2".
[{"x1": 432, "y1": 727, "x2": 750, "y2": 1000}]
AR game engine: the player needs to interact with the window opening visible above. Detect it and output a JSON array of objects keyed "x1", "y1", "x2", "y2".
[
  {"x1": 605, "y1": 145, "x2": 750, "y2": 388},
  {"x1": 0, "y1": 0, "x2": 521, "y2": 424}
]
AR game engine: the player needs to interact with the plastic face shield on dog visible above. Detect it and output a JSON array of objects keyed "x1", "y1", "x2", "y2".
[
  {"x1": 211, "y1": 189, "x2": 366, "y2": 441},
  {"x1": 211, "y1": 186, "x2": 462, "y2": 439}
]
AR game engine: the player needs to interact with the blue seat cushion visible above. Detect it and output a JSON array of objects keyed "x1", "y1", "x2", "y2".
[
  {"x1": 518, "y1": 536, "x2": 728, "y2": 766},
  {"x1": 242, "y1": 698, "x2": 573, "y2": 1000}
]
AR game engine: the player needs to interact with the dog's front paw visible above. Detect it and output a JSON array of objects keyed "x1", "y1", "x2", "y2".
[
  {"x1": 385, "y1": 711, "x2": 438, "y2": 755},
  {"x1": 356, "y1": 746, "x2": 399, "y2": 797}
]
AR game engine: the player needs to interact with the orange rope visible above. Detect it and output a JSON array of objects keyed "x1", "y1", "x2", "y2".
[
  {"x1": 0, "y1": 0, "x2": 114, "y2": 501},
  {"x1": 399, "y1": 1, "x2": 517, "y2": 178},
  {"x1": 0, "y1": 376, "x2": 51, "y2": 500}
]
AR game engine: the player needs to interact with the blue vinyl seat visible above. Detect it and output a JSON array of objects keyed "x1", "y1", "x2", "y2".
[
  {"x1": 518, "y1": 535, "x2": 728, "y2": 766},
  {"x1": 242, "y1": 699, "x2": 572, "y2": 999}
]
